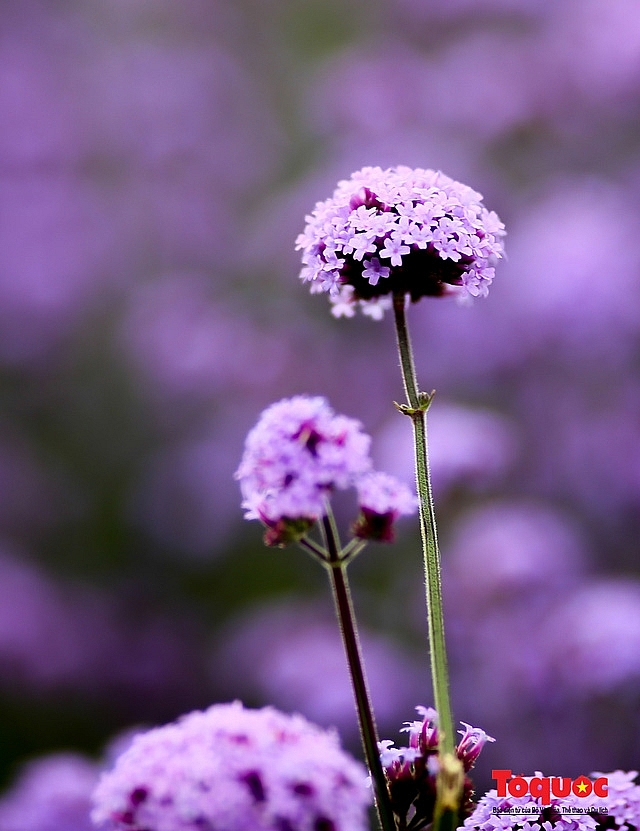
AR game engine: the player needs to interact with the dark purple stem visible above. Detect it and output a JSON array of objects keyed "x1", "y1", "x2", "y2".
[{"x1": 321, "y1": 513, "x2": 396, "y2": 831}]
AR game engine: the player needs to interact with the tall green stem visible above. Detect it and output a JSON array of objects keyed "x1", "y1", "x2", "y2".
[
  {"x1": 392, "y1": 293, "x2": 455, "y2": 757},
  {"x1": 321, "y1": 513, "x2": 396, "y2": 831}
]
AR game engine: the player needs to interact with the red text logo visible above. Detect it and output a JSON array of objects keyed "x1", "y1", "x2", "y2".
[{"x1": 492, "y1": 770, "x2": 609, "y2": 806}]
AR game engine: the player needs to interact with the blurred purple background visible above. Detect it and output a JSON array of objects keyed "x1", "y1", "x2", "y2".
[{"x1": 0, "y1": 0, "x2": 639, "y2": 815}]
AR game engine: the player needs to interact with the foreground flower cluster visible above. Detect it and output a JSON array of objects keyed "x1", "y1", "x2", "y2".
[
  {"x1": 92, "y1": 702, "x2": 371, "y2": 831},
  {"x1": 296, "y1": 166, "x2": 505, "y2": 319},
  {"x1": 236, "y1": 395, "x2": 417, "y2": 545}
]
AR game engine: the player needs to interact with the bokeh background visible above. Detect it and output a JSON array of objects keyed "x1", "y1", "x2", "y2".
[{"x1": 1, "y1": 0, "x2": 640, "y2": 825}]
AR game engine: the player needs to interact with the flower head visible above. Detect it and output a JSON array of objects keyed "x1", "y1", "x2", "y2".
[
  {"x1": 297, "y1": 166, "x2": 505, "y2": 318},
  {"x1": 92, "y1": 701, "x2": 371, "y2": 831},
  {"x1": 235, "y1": 396, "x2": 371, "y2": 542},
  {"x1": 236, "y1": 396, "x2": 415, "y2": 546}
]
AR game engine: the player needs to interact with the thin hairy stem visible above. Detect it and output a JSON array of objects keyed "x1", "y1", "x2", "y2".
[{"x1": 392, "y1": 293, "x2": 460, "y2": 819}]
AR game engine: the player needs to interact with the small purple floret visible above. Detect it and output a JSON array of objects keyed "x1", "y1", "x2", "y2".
[
  {"x1": 362, "y1": 257, "x2": 391, "y2": 286},
  {"x1": 457, "y1": 722, "x2": 496, "y2": 772}
]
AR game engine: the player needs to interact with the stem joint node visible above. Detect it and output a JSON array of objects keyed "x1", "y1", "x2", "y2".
[{"x1": 393, "y1": 390, "x2": 436, "y2": 416}]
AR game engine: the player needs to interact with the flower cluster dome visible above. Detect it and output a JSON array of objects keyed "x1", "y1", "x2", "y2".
[
  {"x1": 296, "y1": 166, "x2": 505, "y2": 319},
  {"x1": 236, "y1": 396, "x2": 416, "y2": 544},
  {"x1": 91, "y1": 701, "x2": 371, "y2": 831}
]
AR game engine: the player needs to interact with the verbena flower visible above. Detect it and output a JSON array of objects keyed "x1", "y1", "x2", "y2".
[
  {"x1": 235, "y1": 396, "x2": 371, "y2": 543},
  {"x1": 352, "y1": 471, "x2": 418, "y2": 542},
  {"x1": 296, "y1": 166, "x2": 505, "y2": 319},
  {"x1": 236, "y1": 396, "x2": 416, "y2": 546},
  {"x1": 91, "y1": 701, "x2": 371, "y2": 831},
  {"x1": 378, "y1": 706, "x2": 494, "y2": 830},
  {"x1": 463, "y1": 770, "x2": 640, "y2": 831}
]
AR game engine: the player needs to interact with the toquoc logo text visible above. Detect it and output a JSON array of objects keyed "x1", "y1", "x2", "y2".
[{"x1": 492, "y1": 770, "x2": 609, "y2": 806}]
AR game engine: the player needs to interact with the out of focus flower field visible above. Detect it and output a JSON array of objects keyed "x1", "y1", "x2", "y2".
[{"x1": 1, "y1": 0, "x2": 639, "y2": 820}]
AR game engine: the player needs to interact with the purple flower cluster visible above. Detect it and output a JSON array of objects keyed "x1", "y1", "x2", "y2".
[
  {"x1": 236, "y1": 396, "x2": 416, "y2": 545},
  {"x1": 296, "y1": 166, "x2": 505, "y2": 319},
  {"x1": 91, "y1": 701, "x2": 371, "y2": 831},
  {"x1": 463, "y1": 770, "x2": 640, "y2": 831},
  {"x1": 378, "y1": 706, "x2": 495, "y2": 829},
  {"x1": 596, "y1": 771, "x2": 640, "y2": 830},
  {"x1": 236, "y1": 396, "x2": 371, "y2": 531}
]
